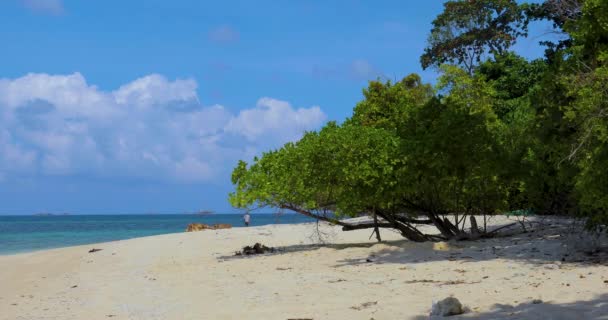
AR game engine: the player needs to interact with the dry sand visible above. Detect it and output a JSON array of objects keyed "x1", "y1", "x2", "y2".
[{"x1": 1, "y1": 216, "x2": 607, "y2": 320}]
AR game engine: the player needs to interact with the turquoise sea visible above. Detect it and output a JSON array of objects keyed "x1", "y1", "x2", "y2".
[{"x1": 0, "y1": 214, "x2": 314, "y2": 255}]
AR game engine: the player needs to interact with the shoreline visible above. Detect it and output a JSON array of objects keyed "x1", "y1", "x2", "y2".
[
  {"x1": 0, "y1": 214, "x2": 315, "y2": 256},
  {"x1": 1, "y1": 216, "x2": 606, "y2": 319},
  {"x1": 0, "y1": 221, "x2": 320, "y2": 257}
]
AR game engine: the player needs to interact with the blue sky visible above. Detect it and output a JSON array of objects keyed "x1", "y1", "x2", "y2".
[{"x1": 0, "y1": 0, "x2": 549, "y2": 214}]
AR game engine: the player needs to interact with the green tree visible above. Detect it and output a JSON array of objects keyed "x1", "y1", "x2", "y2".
[
  {"x1": 230, "y1": 0, "x2": 608, "y2": 239},
  {"x1": 420, "y1": 0, "x2": 530, "y2": 73},
  {"x1": 229, "y1": 123, "x2": 432, "y2": 241},
  {"x1": 555, "y1": 0, "x2": 608, "y2": 227},
  {"x1": 231, "y1": 69, "x2": 517, "y2": 241}
]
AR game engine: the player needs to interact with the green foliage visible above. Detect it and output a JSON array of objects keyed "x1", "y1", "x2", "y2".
[
  {"x1": 561, "y1": 0, "x2": 608, "y2": 226},
  {"x1": 231, "y1": 68, "x2": 517, "y2": 239},
  {"x1": 416, "y1": 66, "x2": 510, "y2": 214},
  {"x1": 421, "y1": 0, "x2": 529, "y2": 72},
  {"x1": 229, "y1": 123, "x2": 402, "y2": 218},
  {"x1": 477, "y1": 53, "x2": 547, "y2": 118},
  {"x1": 512, "y1": 0, "x2": 608, "y2": 225},
  {"x1": 473, "y1": 53, "x2": 569, "y2": 214},
  {"x1": 351, "y1": 68, "x2": 511, "y2": 217},
  {"x1": 230, "y1": 0, "x2": 608, "y2": 236},
  {"x1": 348, "y1": 74, "x2": 434, "y2": 132}
]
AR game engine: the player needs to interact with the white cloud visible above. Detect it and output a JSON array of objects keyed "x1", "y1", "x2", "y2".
[
  {"x1": 0, "y1": 73, "x2": 117, "y2": 119},
  {"x1": 0, "y1": 130, "x2": 37, "y2": 173},
  {"x1": 20, "y1": 0, "x2": 64, "y2": 15},
  {"x1": 226, "y1": 97, "x2": 326, "y2": 141},
  {"x1": 0, "y1": 73, "x2": 326, "y2": 183},
  {"x1": 113, "y1": 74, "x2": 199, "y2": 108}
]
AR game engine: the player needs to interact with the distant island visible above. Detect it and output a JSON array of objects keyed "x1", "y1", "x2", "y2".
[{"x1": 32, "y1": 213, "x2": 71, "y2": 216}]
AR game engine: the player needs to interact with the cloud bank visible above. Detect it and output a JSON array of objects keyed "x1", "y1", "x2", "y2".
[{"x1": 0, "y1": 73, "x2": 326, "y2": 183}]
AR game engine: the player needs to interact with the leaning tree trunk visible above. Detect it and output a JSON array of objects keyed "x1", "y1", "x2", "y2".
[
  {"x1": 376, "y1": 211, "x2": 429, "y2": 242},
  {"x1": 373, "y1": 210, "x2": 382, "y2": 242},
  {"x1": 428, "y1": 214, "x2": 456, "y2": 239}
]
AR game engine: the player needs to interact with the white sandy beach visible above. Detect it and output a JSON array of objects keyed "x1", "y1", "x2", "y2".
[{"x1": 1, "y1": 216, "x2": 607, "y2": 320}]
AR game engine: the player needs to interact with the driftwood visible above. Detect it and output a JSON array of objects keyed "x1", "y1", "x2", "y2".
[
  {"x1": 486, "y1": 222, "x2": 518, "y2": 235},
  {"x1": 235, "y1": 243, "x2": 276, "y2": 256},
  {"x1": 342, "y1": 222, "x2": 393, "y2": 231}
]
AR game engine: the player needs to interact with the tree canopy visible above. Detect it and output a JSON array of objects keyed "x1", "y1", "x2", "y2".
[
  {"x1": 230, "y1": 0, "x2": 608, "y2": 240},
  {"x1": 420, "y1": 0, "x2": 530, "y2": 73}
]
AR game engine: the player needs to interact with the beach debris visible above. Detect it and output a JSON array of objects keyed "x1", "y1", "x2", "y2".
[
  {"x1": 543, "y1": 263, "x2": 560, "y2": 270},
  {"x1": 185, "y1": 223, "x2": 233, "y2": 232},
  {"x1": 405, "y1": 279, "x2": 438, "y2": 284},
  {"x1": 350, "y1": 301, "x2": 378, "y2": 311},
  {"x1": 328, "y1": 279, "x2": 347, "y2": 283},
  {"x1": 276, "y1": 267, "x2": 292, "y2": 271},
  {"x1": 235, "y1": 243, "x2": 276, "y2": 255},
  {"x1": 532, "y1": 299, "x2": 543, "y2": 304},
  {"x1": 430, "y1": 297, "x2": 464, "y2": 317},
  {"x1": 185, "y1": 223, "x2": 213, "y2": 232},
  {"x1": 443, "y1": 280, "x2": 468, "y2": 286},
  {"x1": 70, "y1": 285, "x2": 78, "y2": 288},
  {"x1": 433, "y1": 241, "x2": 451, "y2": 251},
  {"x1": 405, "y1": 279, "x2": 472, "y2": 286},
  {"x1": 88, "y1": 248, "x2": 102, "y2": 253}
]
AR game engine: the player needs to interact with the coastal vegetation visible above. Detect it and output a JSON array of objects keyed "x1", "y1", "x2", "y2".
[{"x1": 230, "y1": 0, "x2": 608, "y2": 241}]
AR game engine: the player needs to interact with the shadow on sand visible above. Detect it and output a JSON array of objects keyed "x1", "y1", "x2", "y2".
[
  {"x1": 411, "y1": 293, "x2": 608, "y2": 320},
  {"x1": 218, "y1": 220, "x2": 607, "y2": 268}
]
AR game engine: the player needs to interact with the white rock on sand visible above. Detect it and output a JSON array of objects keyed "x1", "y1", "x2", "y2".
[
  {"x1": 430, "y1": 296, "x2": 464, "y2": 316},
  {"x1": 0, "y1": 216, "x2": 606, "y2": 320}
]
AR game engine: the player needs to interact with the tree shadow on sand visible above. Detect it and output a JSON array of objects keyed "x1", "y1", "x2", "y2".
[
  {"x1": 216, "y1": 240, "x2": 408, "y2": 261},
  {"x1": 218, "y1": 220, "x2": 607, "y2": 267},
  {"x1": 328, "y1": 224, "x2": 607, "y2": 268},
  {"x1": 410, "y1": 293, "x2": 608, "y2": 320}
]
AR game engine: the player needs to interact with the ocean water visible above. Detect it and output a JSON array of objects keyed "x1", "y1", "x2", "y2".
[{"x1": 0, "y1": 214, "x2": 314, "y2": 255}]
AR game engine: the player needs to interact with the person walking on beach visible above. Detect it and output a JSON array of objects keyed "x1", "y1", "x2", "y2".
[{"x1": 243, "y1": 212, "x2": 251, "y2": 227}]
